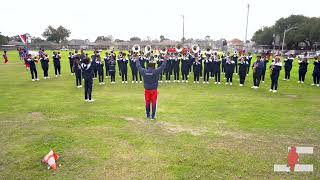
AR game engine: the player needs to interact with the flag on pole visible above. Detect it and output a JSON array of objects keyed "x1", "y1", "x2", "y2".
[{"x1": 19, "y1": 34, "x2": 28, "y2": 45}]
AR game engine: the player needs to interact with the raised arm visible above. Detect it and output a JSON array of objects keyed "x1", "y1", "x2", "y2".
[
  {"x1": 154, "y1": 60, "x2": 167, "y2": 74},
  {"x1": 136, "y1": 57, "x2": 145, "y2": 75}
]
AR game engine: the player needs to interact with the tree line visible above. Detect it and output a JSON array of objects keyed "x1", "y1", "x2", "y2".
[{"x1": 251, "y1": 15, "x2": 320, "y2": 50}]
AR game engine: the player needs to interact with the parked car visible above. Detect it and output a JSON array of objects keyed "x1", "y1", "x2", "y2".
[{"x1": 316, "y1": 50, "x2": 320, "y2": 57}]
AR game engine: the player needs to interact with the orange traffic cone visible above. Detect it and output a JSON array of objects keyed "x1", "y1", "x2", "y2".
[{"x1": 42, "y1": 150, "x2": 59, "y2": 170}]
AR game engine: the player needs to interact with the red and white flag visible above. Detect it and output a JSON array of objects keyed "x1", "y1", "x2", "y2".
[
  {"x1": 42, "y1": 150, "x2": 60, "y2": 170},
  {"x1": 19, "y1": 34, "x2": 28, "y2": 45}
]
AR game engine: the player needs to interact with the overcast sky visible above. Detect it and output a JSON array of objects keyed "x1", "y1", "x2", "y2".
[{"x1": 1, "y1": 0, "x2": 319, "y2": 42}]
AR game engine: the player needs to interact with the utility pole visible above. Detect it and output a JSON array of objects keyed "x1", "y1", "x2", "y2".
[
  {"x1": 181, "y1": 15, "x2": 185, "y2": 44},
  {"x1": 281, "y1": 27, "x2": 298, "y2": 51},
  {"x1": 244, "y1": 4, "x2": 250, "y2": 48}
]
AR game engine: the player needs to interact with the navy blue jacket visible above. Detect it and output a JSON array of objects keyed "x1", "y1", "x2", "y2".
[
  {"x1": 81, "y1": 63, "x2": 94, "y2": 80},
  {"x1": 314, "y1": 61, "x2": 320, "y2": 73},
  {"x1": 137, "y1": 60, "x2": 167, "y2": 90},
  {"x1": 252, "y1": 60, "x2": 264, "y2": 74},
  {"x1": 284, "y1": 58, "x2": 294, "y2": 69},
  {"x1": 298, "y1": 61, "x2": 309, "y2": 72}
]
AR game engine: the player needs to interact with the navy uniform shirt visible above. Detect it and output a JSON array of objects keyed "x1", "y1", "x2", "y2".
[
  {"x1": 136, "y1": 60, "x2": 167, "y2": 90},
  {"x1": 81, "y1": 63, "x2": 94, "y2": 80}
]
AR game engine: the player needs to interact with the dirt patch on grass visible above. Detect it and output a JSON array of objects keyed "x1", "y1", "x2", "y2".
[
  {"x1": 28, "y1": 112, "x2": 43, "y2": 119},
  {"x1": 213, "y1": 129, "x2": 251, "y2": 139},
  {"x1": 120, "y1": 116, "x2": 207, "y2": 136},
  {"x1": 285, "y1": 94, "x2": 297, "y2": 98}
]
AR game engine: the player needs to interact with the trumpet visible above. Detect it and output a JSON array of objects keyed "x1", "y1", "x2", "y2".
[
  {"x1": 191, "y1": 44, "x2": 200, "y2": 54},
  {"x1": 160, "y1": 47, "x2": 167, "y2": 54},
  {"x1": 175, "y1": 43, "x2": 183, "y2": 53},
  {"x1": 132, "y1": 44, "x2": 140, "y2": 53},
  {"x1": 144, "y1": 45, "x2": 152, "y2": 54}
]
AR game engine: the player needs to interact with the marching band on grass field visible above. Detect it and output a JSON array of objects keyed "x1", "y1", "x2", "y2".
[{"x1": 5, "y1": 44, "x2": 320, "y2": 100}]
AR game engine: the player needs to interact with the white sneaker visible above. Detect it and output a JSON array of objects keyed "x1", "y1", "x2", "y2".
[
  {"x1": 32, "y1": 79, "x2": 35, "y2": 81},
  {"x1": 298, "y1": 81, "x2": 301, "y2": 83},
  {"x1": 106, "y1": 76, "x2": 108, "y2": 78},
  {"x1": 85, "y1": 99, "x2": 89, "y2": 102},
  {"x1": 125, "y1": 81, "x2": 128, "y2": 83},
  {"x1": 177, "y1": 80, "x2": 180, "y2": 83},
  {"x1": 287, "y1": 79, "x2": 290, "y2": 81},
  {"x1": 194, "y1": 81, "x2": 196, "y2": 84},
  {"x1": 122, "y1": 81, "x2": 124, "y2": 84},
  {"x1": 168, "y1": 81, "x2": 171, "y2": 83},
  {"x1": 80, "y1": 85, "x2": 82, "y2": 87},
  {"x1": 182, "y1": 80, "x2": 185, "y2": 83},
  {"x1": 251, "y1": 86, "x2": 255, "y2": 88},
  {"x1": 255, "y1": 86, "x2": 259, "y2": 89},
  {"x1": 273, "y1": 90, "x2": 277, "y2": 93},
  {"x1": 247, "y1": 74, "x2": 248, "y2": 76},
  {"x1": 136, "y1": 81, "x2": 138, "y2": 83},
  {"x1": 215, "y1": 82, "x2": 217, "y2": 84},
  {"x1": 55, "y1": 75, "x2": 58, "y2": 77},
  {"x1": 99, "y1": 82, "x2": 102, "y2": 85},
  {"x1": 77, "y1": 86, "x2": 80, "y2": 88},
  {"x1": 44, "y1": 77, "x2": 47, "y2": 80},
  {"x1": 203, "y1": 81, "x2": 206, "y2": 84},
  {"x1": 186, "y1": 80, "x2": 188, "y2": 83},
  {"x1": 269, "y1": 89, "x2": 273, "y2": 92},
  {"x1": 59, "y1": 74, "x2": 62, "y2": 77},
  {"x1": 132, "y1": 81, "x2": 134, "y2": 83},
  {"x1": 317, "y1": 84, "x2": 320, "y2": 87},
  {"x1": 71, "y1": 73, "x2": 73, "y2": 76},
  {"x1": 229, "y1": 83, "x2": 232, "y2": 85},
  {"x1": 36, "y1": 78, "x2": 40, "y2": 81},
  {"x1": 140, "y1": 81, "x2": 142, "y2": 83},
  {"x1": 218, "y1": 82, "x2": 221, "y2": 84},
  {"x1": 207, "y1": 82, "x2": 209, "y2": 84},
  {"x1": 47, "y1": 77, "x2": 50, "y2": 79},
  {"x1": 301, "y1": 81, "x2": 304, "y2": 84},
  {"x1": 102, "y1": 82, "x2": 105, "y2": 85},
  {"x1": 225, "y1": 82, "x2": 228, "y2": 85},
  {"x1": 239, "y1": 84, "x2": 243, "y2": 86},
  {"x1": 311, "y1": 84, "x2": 315, "y2": 86},
  {"x1": 89, "y1": 99, "x2": 95, "y2": 102},
  {"x1": 283, "y1": 79, "x2": 287, "y2": 81},
  {"x1": 173, "y1": 80, "x2": 176, "y2": 83},
  {"x1": 197, "y1": 81, "x2": 199, "y2": 84},
  {"x1": 262, "y1": 81, "x2": 264, "y2": 83},
  {"x1": 160, "y1": 81, "x2": 163, "y2": 83}
]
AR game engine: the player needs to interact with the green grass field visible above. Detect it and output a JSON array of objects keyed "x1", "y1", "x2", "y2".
[{"x1": 0, "y1": 50, "x2": 319, "y2": 179}]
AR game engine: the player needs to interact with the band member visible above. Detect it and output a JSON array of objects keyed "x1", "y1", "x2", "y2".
[
  {"x1": 173, "y1": 54, "x2": 181, "y2": 82},
  {"x1": 130, "y1": 53, "x2": 139, "y2": 83},
  {"x1": 121, "y1": 53, "x2": 128, "y2": 83},
  {"x1": 27, "y1": 54, "x2": 39, "y2": 81},
  {"x1": 246, "y1": 52, "x2": 252, "y2": 75},
  {"x1": 73, "y1": 57, "x2": 82, "y2": 88},
  {"x1": 193, "y1": 56, "x2": 201, "y2": 83},
  {"x1": 225, "y1": 56, "x2": 235, "y2": 85},
  {"x1": 91, "y1": 51, "x2": 98, "y2": 79},
  {"x1": 157, "y1": 55, "x2": 164, "y2": 82},
  {"x1": 109, "y1": 55, "x2": 117, "y2": 83},
  {"x1": 165, "y1": 54, "x2": 171, "y2": 83},
  {"x1": 40, "y1": 54, "x2": 49, "y2": 79},
  {"x1": 188, "y1": 51, "x2": 194, "y2": 73},
  {"x1": 3, "y1": 50, "x2": 8, "y2": 64},
  {"x1": 252, "y1": 55, "x2": 264, "y2": 89},
  {"x1": 203, "y1": 54, "x2": 211, "y2": 84},
  {"x1": 96, "y1": 55, "x2": 105, "y2": 85},
  {"x1": 136, "y1": 54, "x2": 167, "y2": 120},
  {"x1": 104, "y1": 52, "x2": 110, "y2": 78},
  {"x1": 210, "y1": 53, "x2": 215, "y2": 79},
  {"x1": 212, "y1": 54, "x2": 221, "y2": 84},
  {"x1": 232, "y1": 51, "x2": 238, "y2": 74},
  {"x1": 269, "y1": 56, "x2": 282, "y2": 92},
  {"x1": 221, "y1": 53, "x2": 227, "y2": 74},
  {"x1": 298, "y1": 57, "x2": 309, "y2": 83},
  {"x1": 81, "y1": 57, "x2": 94, "y2": 102},
  {"x1": 261, "y1": 55, "x2": 269, "y2": 82},
  {"x1": 68, "y1": 52, "x2": 75, "y2": 75},
  {"x1": 53, "y1": 51, "x2": 61, "y2": 77},
  {"x1": 238, "y1": 56, "x2": 248, "y2": 86},
  {"x1": 181, "y1": 54, "x2": 189, "y2": 82},
  {"x1": 312, "y1": 56, "x2": 320, "y2": 87},
  {"x1": 117, "y1": 52, "x2": 123, "y2": 77},
  {"x1": 284, "y1": 54, "x2": 294, "y2": 80}
]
